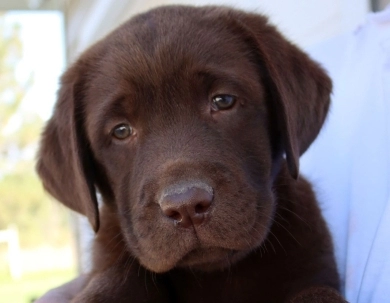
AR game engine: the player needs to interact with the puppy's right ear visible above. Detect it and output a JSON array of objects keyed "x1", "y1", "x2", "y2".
[
  {"x1": 36, "y1": 61, "x2": 100, "y2": 232},
  {"x1": 222, "y1": 10, "x2": 332, "y2": 179}
]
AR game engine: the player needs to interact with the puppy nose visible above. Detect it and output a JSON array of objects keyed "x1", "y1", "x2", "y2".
[{"x1": 159, "y1": 183, "x2": 213, "y2": 228}]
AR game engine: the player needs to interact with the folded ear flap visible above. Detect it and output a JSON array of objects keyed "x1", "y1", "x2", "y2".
[
  {"x1": 226, "y1": 11, "x2": 332, "y2": 178},
  {"x1": 36, "y1": 63, "x2": 100, "y2": 232}
]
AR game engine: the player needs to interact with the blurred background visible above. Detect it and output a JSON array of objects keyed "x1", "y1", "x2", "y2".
[{"x1": 0, "y1": 0, "x2": 388, "y2": 302}]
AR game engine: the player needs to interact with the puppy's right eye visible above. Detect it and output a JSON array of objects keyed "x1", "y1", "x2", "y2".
[
  {"x1": 112, "y1": 124, "x2": 133, "y2": 140},
  {"x1": 211, "y1": 94, "x2": 237, "y2": 111}
]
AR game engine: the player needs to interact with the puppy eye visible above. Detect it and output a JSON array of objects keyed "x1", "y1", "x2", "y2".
[
  {"x1": 112, "y1": 124, "x2": 133, "y2": 140},
  {"x1": 211, "y1": 94, "x2": 236, "y2": 110}
]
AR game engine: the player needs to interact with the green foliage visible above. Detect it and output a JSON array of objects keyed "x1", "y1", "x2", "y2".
[
  {"x1": 0, "y1": 13, "x2": 36, "y2": 167},
  {"x1": 0, "y1": 268, "x2": 76, "y2": 303},
  {"x1": 0, "y1": 162, "x2": 71, "y2": 246},
  {"x1": 0, "y1": 14, "x2": 29, "y2": 126},
  {"x1": 0, "y1": 13, "x2": 71, "y2": 248}
]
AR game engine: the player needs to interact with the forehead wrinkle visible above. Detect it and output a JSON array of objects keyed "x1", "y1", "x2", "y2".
[
  {"x1": 195, "y1": 66, "x2": 260, "y2": 93},
  {"x1": 105, "y1": 10, "x2": 257, "y2": 95},
  {"x1": 86, "y1": 91, "x2": 135, "y2": 139},
  {"x1": 90, "y1": 15, "x2": 263, "y2": 130}
]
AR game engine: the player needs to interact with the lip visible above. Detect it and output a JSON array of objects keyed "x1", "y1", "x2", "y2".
[{"x1": 177, "y1": 246, "x2": 239, "y2": 270}]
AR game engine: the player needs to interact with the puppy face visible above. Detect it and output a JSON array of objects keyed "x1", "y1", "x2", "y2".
[
  {"x1": 37, "y1": 6, "x2": 331, "y2": 274},
  {"x1": 85, "y1": 10, "x2": 276, "y2": 272}
]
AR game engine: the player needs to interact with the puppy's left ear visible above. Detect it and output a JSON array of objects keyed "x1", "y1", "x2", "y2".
[
  {"x1": 36, "y1": 60, "x2": 100, "y2": 232},
  {"x1": 225, "y1": 10, "x2": 331, "y2": 178}
]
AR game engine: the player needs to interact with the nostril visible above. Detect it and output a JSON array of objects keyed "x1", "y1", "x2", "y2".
[
  {"x1": 162, "y1": 206, "x2": 192, "y2": 228},
  {"x1": 195, "y1": 200, "x2": 211, "y2": 214},
  {"x1": 165, "y1": 209, "x2": 182, "y2": 221}
]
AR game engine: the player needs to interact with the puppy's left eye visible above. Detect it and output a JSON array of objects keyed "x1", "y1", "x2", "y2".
[
  {"x1": 112, "y1": 124, "x2": 133, "y2": 140},
  {"x1": 212, "y1": 94, "x2": 236, "y2": 110}
]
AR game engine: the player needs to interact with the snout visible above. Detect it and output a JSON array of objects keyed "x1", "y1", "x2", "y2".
[
  {"x1": 129, "y1": 159, "x2": 274, "y2": 273},
  {"x1": 159, "y1": 181, "x2": 213, "y2": 228}
]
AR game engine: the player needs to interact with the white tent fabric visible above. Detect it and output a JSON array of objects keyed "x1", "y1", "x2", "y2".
[{"x1": 301, "y1": 6, "x2": 390, "y2": 303}]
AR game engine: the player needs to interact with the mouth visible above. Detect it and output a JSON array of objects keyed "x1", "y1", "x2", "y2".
[{"x1": 177, "y1": 246, "x2": 245, "y2": 271}]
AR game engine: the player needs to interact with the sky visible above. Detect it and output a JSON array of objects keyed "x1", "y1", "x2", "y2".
[{"x1": 4, "y1": 10, "x2": 65, "y2": 121}]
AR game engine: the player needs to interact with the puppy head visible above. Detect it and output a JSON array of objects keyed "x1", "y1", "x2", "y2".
[{"x1": 37, "y1": 6, "x2": 331, "y2": 273}]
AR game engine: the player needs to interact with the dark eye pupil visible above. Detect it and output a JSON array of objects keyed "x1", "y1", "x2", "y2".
[
  {"x1": 212, "y1": 95, "x2": 236, "y2": 110},
  {"x1": 113, "y1": 124, "x2": 132, "y2": 139}
]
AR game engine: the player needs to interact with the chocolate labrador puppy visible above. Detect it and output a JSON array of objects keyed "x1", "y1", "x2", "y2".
[{"x1": 37, "y1": 5, "x2": 346, "y2": 303}]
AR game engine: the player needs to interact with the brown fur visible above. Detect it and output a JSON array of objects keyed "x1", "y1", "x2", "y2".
[{"x1": 37, "y1": 5, "x2": 346, "y2": 302}]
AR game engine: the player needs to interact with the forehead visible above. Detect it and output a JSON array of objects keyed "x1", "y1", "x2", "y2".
[
  {"x1": 100, "y1": 8, "x2": 257, "y2": 81},
  {"x1": 84, "y1": 7, "x2": 263, "y2": 117}
]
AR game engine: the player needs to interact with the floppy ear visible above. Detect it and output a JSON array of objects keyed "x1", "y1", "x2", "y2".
[
  {"x1": 224, "y1": 10, "x2": 331, "y2": 178},
  {"x1": 36, "y1": 62, "x2": 100, "y2": 232}
]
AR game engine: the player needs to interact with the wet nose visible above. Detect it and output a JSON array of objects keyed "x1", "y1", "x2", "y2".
[{"x1": 159, "y1": 182, "x2": 213, "y2": 228}]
